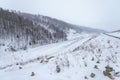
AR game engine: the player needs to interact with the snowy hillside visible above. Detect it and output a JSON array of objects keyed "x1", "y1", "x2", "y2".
[
  {"x1": 0, "y1": 8, "x2": 105, "y2": 52},
  {"x1": 106, "y1": 30, "x2": 120, "y2": 38},
  {"x1": 19, "y1": 12, "x2": 105, "y2": 33},
  {"x1": 0, "y1": 31, "x2": 120, "y2": 80}
]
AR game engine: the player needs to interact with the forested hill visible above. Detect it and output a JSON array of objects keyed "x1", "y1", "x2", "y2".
[
  {"x1": 0, "y1": 8, "x2": 67, "y2": 51},
  {"x1": 0, "y1": 8, "x2": 104, "y2": 51}
]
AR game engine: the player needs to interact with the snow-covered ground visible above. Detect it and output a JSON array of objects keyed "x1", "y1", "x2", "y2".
[
  {"x1": 107, "y1": 31, "x2": 120, "y2": 38},
  {"x1": 0, "y1": 32, "x2": 120, "y2": 80}
]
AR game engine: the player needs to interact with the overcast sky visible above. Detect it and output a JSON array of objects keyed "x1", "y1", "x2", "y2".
[{"x1": 0, "y1": 0, "x2": 120, "y2": 31}]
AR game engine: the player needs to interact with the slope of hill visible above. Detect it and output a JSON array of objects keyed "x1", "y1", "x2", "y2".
[
  {"x1": 19, "y1": 12, "x2": 105, "y2": 33},
  {"x1": 0, "y1": 8, "x2": 105, "y2": 52},
  {"x1": 106, "y1": 30, "x2": 120, "y2": 38},
  {"x1": 0, "y1": 8, "x2": 67, "y2": 51},
  {"x1": 0, "y1": 31, "x2": 120, "y2": 80}
]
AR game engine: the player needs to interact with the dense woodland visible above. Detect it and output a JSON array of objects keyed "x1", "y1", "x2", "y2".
[{"x1": 0, "y1": 8, "x2": 67, "y2": 51}]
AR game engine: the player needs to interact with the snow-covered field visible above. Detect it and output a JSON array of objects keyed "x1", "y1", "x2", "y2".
[
  {"x1": 106, "y1": 31, "x2": 120, "y2": 38},
  {"x1": 0, "y1": 32, "x2": 120, "y2": 80}
]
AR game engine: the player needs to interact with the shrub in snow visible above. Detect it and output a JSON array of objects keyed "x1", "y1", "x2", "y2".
[
  {"x1": 10, "y1": 47, "x2": 17, "y2": 52},
  {"x1": 31, "y1": 72, "x2": 35, "y2": 76},
  {"x1": 90, "y1": 73, "x2": 95, "y2": 78},
  {"x1": 16, "y1": 63, "x2": 19, "y2": 65},
  {"x1": 84, "y1": 61, "x2": 87, "y2": 67},
  {"x1": 94, "y1": 65, "x2": 98, "y2": 69},
  {"x1": 105, "y1": 66, "x2": 114, "y2": 72},
  {"x1": 56, "y1": 65, "x2": 61, "y2": 73},
  {"x1": 114, "y1": 72, "x2": 120, "y2": 77},
  {"x1": 19, "y1": 66, "x2": 22, "y2": 69},
  {"x1": 37, "y1": 57, "x2": 40, "y2": 60},
  {"x1": 96, "y1": 61, "x2": 100, "y2": 64},
  {"x1": 103, "y1": 66, "x2": 115, "y2": 80},
  {"x1": 91, "y1": 57, "x2": 94, "y2": 61},
  {"x1": 84, "y1": 76, "x2": 88, "y2": 79}
]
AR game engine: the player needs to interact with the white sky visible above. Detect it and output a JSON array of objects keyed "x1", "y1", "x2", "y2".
[{"x1": 0, "y1": 0, "x2": 120, "y2": 31}]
